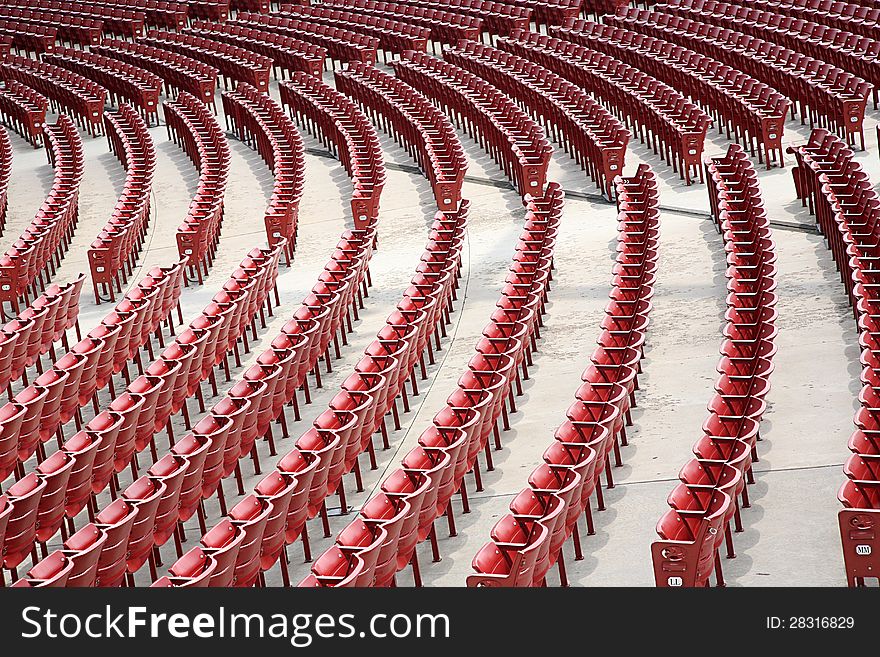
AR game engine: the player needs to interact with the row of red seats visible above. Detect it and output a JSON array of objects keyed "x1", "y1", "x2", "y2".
[
  {"x1": 74, "y1": 0, "x2": 189, "y2": 30},
  {"x1": 280, "y1": 73, "x2": 386, "y2": 229},
  {"x1": 88, "y1": 105, "x2": 156, "y2": 305},
  {"x1": 230, "y1": 0, "x2": 269, "y2": 12},
  {"x1": 4, "y1": 248, "x2": 281, "y2": 587},
  {"x1": 94, "y1": 39, "x2": 218, "y2": 110},
  {"x1": 500, "y1": 31, "x2": 710, "y2": 185},
  {"x1": 0, "y1": 8, "x2": 102, "y2": 47},
  {"x1": 556, "y1": 20, "x2": 790, "y2": 170},
  {"x1": 0, "y1": 260, "x2": 186, "y2": 584},
  {"x1": 0, "y1": 116, "x2": 83, "y2": 320},
  {"x1": 392, "y1": 50, "x2": 552, "y2": 197},
  {"x1": 651, "y1": 143, "x2": 776, "y2": 587},
  {"x1": 0, "y1": 0, "x2": 146, "y2": 38},
  {"x1": 163, "y1": 92, "x2": 230, "y2": 285},
  {"x1": 232, "y1": 12, "x2": 378, "y2": 66},
  {"x1": 348, "y1": 0, "x2": 532, "y2": 36},
  {"x1": 785, "y1": 130, "x2": 880, "y2": 587},
  {"x1": 0, "y1": 80, "x2": 48, "y2": 148},
  {"x1": 606, "y1": 8, "x2": 872, "y2": 151},
  {"x1": 503, "y1": 0, "x2": 580, "y2": 27},
  {"x1": 469, "y1": 165, "x2": 659, "y2": 587},
  {"x1": 141, "y1": 29, "x2": 272, "y2": 92},
  {"x1": 670, "y1": 0, "x2": 880, "y2": 41},
  {"x1": 0, "y1": 55, "x2": 106, "y2": 136},
  {"x1": 276, "y1": 4, "x2": 430, "y2": 56},
  {"x1": 0, "y1": 128, "x2": 8, "y2": 237},
  {"x1": 44, "y1": 47, "x2": 163, "y2": 127},
  {"x1": 148, "y1": 78, "x2": 387, "y2": 587},
  {"x1": 0, "y1": 19, "x2": 56, "y2": 54},
  {"x1": 654, "y1": 0, "x2": 880, "y2": 109},
  {"x1": 0, "y1": 275, "x2": 83, "y2": 398},
  {"x1": 187, "y1": 0, "x2": 230, "y2": 22},
  {"x1": 222, "y1": 82, "x2": 306, "y2": 265},
  {"x1": 185, "y1": 21, "x2": 326, "y2": 79},
  {"x1": 303, "y1": 180, "x2": 559, "y2": 587},
  {"x1": 318, "y1": 0, "x2": 483, "y2": 47},
  {"x1": 335, "y1": 63, "x2": 467, "y2": 213},
  {"x1": 443, "y1": 40, "x2": 629, "y2": 200}
]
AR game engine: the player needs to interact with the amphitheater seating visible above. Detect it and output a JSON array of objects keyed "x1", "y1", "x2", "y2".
[
  {"x1": 184, "y1": 21, "x2": 326, "y2": 79},
  {"x1": 88, "y1": 105, "x2": 157, "y2": 304},
  {"x1": 0, "y1": 8, "x2": 103, "y2": 47},
  {"x1": 140, "y1": 29, "x2": 273, "y2": 93},
  {"x1": 651, "y1": 143, "x2": 776, "y2": 587},
  {"x1": 221, "y1": 82, "x2": 306, "y2": 265},
  {"x1": 497, "y1": 30, "x2": 710, "y2": 184},
  {"x1": 44, "y1": 48, "x2": 163, "y2": 127},
  {"x1": 163, "y1": 92, "x2": 230, "y2": 285},
  {"x1": 94, "y1": 39, "x2": 218, "y2": 110},
  {"x1": 0, "y1": 128, "x2": 9, "y2": 237},
  {"x1": 0, "y1": 20, "x2": 56, "y2": 54},
  {"x1": 73, "y1": 0, "x2": 189, "y2": 30},
  {"x1": 232, "y1": 12, "x2": 379, "y2": 66},
  {"x1": 354, "y1": 0, "x2": 531, "y2": 36},
  {"x1": 607, "y1": 7, "x2": 872, "y2": 150},
  {"x1": 0, "y1": 0, "x2": 146, "y2": 38},
  {"x1": 555, "y1": 20, "x2": 790, "y2": 169},
  {"x1": 0, "y1": 55, "x2": 107, "y2": 136},
  {"x1": 0, "y1": 81, "x2": 49, "y2": 149},
  {"x1": 442, "y1": 40, "x2": 629, "y2": 199}
]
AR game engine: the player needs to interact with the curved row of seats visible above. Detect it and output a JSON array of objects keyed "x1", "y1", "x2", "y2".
[
  {"x1": 142, "y1": 77, "x2": 388, "y2": 588},
  {"x1": 221, "y1": 82, "x2": 306, "y2": 265},
  {"x1": 163, "y1": 91, "x2": 230, "y2": 286},
  {"x1": 607, "y1": 8, "x2": 872, "y2": 150},
  {"x1": 356, "y1": 0, "x2": 531, "y2": 37},
  {"x1": 555, "y1": 20, "x2": 790, "y2": 170},
  {"x1": 335, "y1": 63, "x2": 467, "y2": 213},
  {"x1": 1, "y1": 246, "x2": 282, "y2": 587},
  {"x1": 280, "y1": 73, "x2": 386, "y2": 230},
  {"x1": 0, "y1": 261, "x2": 184, "y2": 484},
  {"x1": 73, "y1": 0, "x2": 189, "y2": 31},
  {"x1": 0, "y1": 55, "x2": 106, "y2": 136},
  {"x1": 0, "y1": 80, "x2": 49, "y2": 149},
  {"x1": 0, "y1": 8, "x2": 102, "y2": 47},
  {"x1": 651, "y1": 143, "x2": 776, "y2": 588},
  {"x1": 0, "y1": 0, "x2": 145, "y2": 38},
  {"x1": 468, "y1": 165, "x2": 658, "y2": 587},
  {"x1": 276, "y1": 4, "x2": 430, "y2": 56},
  {"x1": 140, "y1": 29, "x2": 272, "y2": 93},
  {"x1": 87, "y1": 105, "x2": 156, "y2": 305},
  {"x1": 0, "y1": 116, "x2": 83, "y2": 321},
  {"x1": 504, "y1": 0, "x2": 581, "y2": 27},
  {"x1": 316, "y1": 1, "x2": 483, "y2": 47},
  {"x1": 44, "y1": 47, "x2": 163, "y2": 127},
  {"x1": 185, "y1": 21, "x2": 326, "y2": 79},
  {"x1": 0, "y1": 128, "x2": 9, "y2": 237},
  {"x1": 498, "y1": 31, "x2": 709, "y2": 185},
  {"x1": 785, "y1": 129, "x2": 880, "y2": 587},
  {"x1": 654, "y1": 0, "x2": 880, "y2": 109},
  {"x1": 94, "y1": 39, "x2": 218, "y2": 110},
  {"x1": 231, "y1": 12, "x2": 379, "y2": 67},
  {"x1": 391, "y1": 50, "x2": 551, "y2": 197},
  {"x1": 0, "y1": 274, "x2": 84, "y2": 395},
  {"x1": 188, "y1": 0, "x2": 230, "y2": 22},
  {"x1": 0, "y1": 20, "x2": 56, "y2": 54},
  {"x1": 442, "y1": 40, "x2": 629, "y2": 200}
]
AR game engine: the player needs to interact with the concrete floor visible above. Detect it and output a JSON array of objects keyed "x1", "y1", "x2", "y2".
[{"x1": 1, "y1": 59, "x2": 878, "y2": 587}]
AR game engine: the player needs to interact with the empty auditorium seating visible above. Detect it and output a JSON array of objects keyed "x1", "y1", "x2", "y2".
[
  {"x1": 185, "y1": 21, "x2": 326, "y2": 79},
  {"x1": 221, "y1": 82, "x2": 306, "y2": 264},
  {"x1": 140, "y1": 29, "x2": 273, "y2": 93},
  {"x1": 441, "y1": 40, "x2": 629, "y2": 199},
  {"x1": 0, "y1": 0, "x2": 145, "y2": 38},
  {"x1": 43, "y1": 48, "x2": 163, "y2": 127},
  {"x1": 0, "y1": 55, "x2": 106, "y2": 137},
  {"x1": 94, "y1": 39, "x2": 218, "y2": 110},
  {"x1": 0, "y1": 20, "x2": 56, "y2": 54},
  {"x1": 0, "y1": 127, "x2": 9, "y2": 237},
  {"x1": 467, "y1": 165, "x2": 658, "y2": 587},
  {"x1": 651, "y1": 143, "x2": 776, "y2": 587},
  {"x1": 88, "y1": 105, "x2": 157, "y2": 303},
  {"x1": 72, "y1": 0, "x2": 189, "y2": 31},
  {"x1": 357, "y1": 0, "x2": 531, "y2": 36},
  {"x1": 0, "y1": 8, "x2": 102, "y2": 47},
  {"x1": 0, "y1": 81, "x2": 49, "y2": 149},
  {"x1": 607, "y1": 7, "x2": 872, "y2": 150},
  {"x1": 391, "y1": 51, "x2": 552, "y2": 197},
  {"x1": 555, "y1": 20, "x2": 790, "y2": 169},
  {"x1": 163, "y1": 92, "x2": 230, "y2": 285},
  {"x1": 497, "y1": 30, "x2": 710, "y2": 185},
  {"x1": 231, "y1": 12, "x2": 379, "y2": 67}
]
